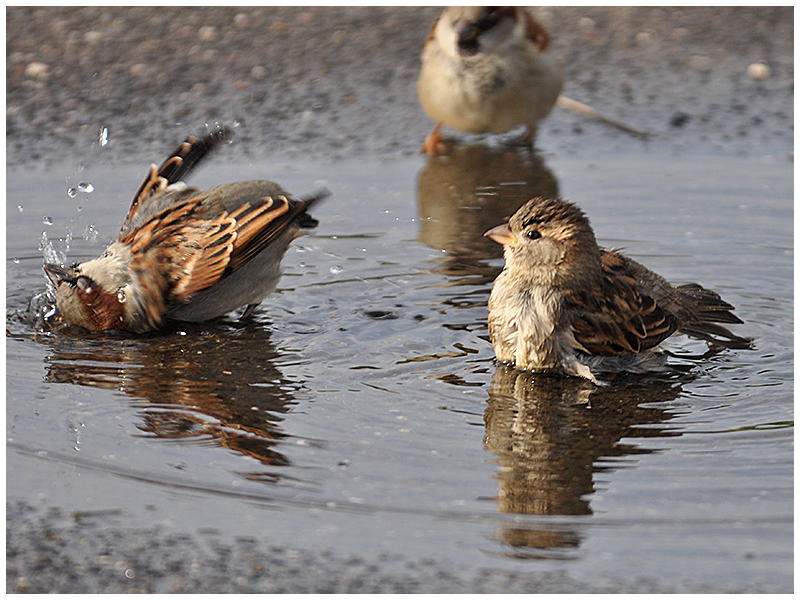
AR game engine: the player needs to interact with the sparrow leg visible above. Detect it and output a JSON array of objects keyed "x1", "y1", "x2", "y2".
[
  {"x1": 239, "y1": 303, "x2": 259, "y2": 323},
  {"x1": 421, "y1": 123, "x2": 447, "y2": 156},
  {"x1": 518, "y1": 124, "x2": 537, "y2": 147}
]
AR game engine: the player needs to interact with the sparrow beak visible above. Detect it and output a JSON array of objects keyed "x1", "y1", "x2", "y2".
[
  {"x1": 43, "y1": 263, "x2": 76, "y2": 287},
  {"x1": 485, "y1": 223, "x2": 518, "y2": 247}
]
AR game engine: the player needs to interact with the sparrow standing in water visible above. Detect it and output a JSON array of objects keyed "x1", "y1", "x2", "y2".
[
  {"x1": 417, "y1": 6, "x2": 564, "y2": 155},
  {"x1": 45, "y1": 128, "x2": 328, "y2": 333},
  {"x1": 485, "y1": 197, "x2": 752, "y2": 383}
]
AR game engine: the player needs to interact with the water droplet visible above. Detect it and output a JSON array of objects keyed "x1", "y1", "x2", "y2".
[
  {"x1": 67, "y1": 187, "x2": 77, "y2": 198},
  {"x1": 77, "y1": 182, "x2": 94, "y2": 193},
  {"x1": 12, "y1": 257, "x2": 19, "y2": 264},
  {"x1": 117, "y1": 289, "x2": 126, "y2": 303},
  {"x1": 330, "y1": 265, "x2": 343, "y2": 275},
  {"x1": 17, "y1": 205, "x2": 23, "y2": 213},
  {"x1": 42, "y1": 216, "x2": 53, "y2": 226},
  {"x1": 84, "y1": 223, "x2": 99, "y2": 243},
  {"x1": 99, "y1": 127, "x2": 109, "y2": 146}
]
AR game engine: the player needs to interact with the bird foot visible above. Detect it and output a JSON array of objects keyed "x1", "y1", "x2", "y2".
[
  {"x1": 238, "y1": 303, "x2": 258, "y2": 324},
  {"x1": 421, "y1": 123, "x2": 448, "y2": 156}
]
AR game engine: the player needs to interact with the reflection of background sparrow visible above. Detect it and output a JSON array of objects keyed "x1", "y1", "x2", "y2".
[
  {"x1": 417, "y1": 144, "x2": 559, "y2": 284},
  {"x1": 486, "y1": 196, "x2": 752, "y2": 383},
  {"x1": 44, "y1": 129, "x2": 328, "y2": 333},
  {"x1": 417, "y1": 6, "x2": 564, "y2": 155}
]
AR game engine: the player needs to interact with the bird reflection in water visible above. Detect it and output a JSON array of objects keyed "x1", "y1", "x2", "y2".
[
  {"x1": 417, "y1": 144, "x2": 559, "y2": 286},
  {"x1": 43, "y1": 324, "x2": 302, "y2": 480},
  {"x1": 484, "y1": 364, "x2": 686, "y2": 558}
]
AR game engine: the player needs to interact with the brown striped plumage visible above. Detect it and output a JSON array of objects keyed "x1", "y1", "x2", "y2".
[
  {"x1": 417, "y1": 6, "x2": 564, "y2": 155},
  {"x1": 44, "y1": 128, "x2": 328, "y2": 332},
  {"x1": 485, "y1": 196, "x2": 752, "y2": 383}
]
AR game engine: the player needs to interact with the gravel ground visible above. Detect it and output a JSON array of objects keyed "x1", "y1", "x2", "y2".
[
  {"x1": 8, "y1": 500, "x2": 783, "y2": 594},
  {"x1": 6, "y1": 6, "x2": 793, "y2": 166},
  {"x1": 6, "y1": 6, "x2": 794, "y2": 594}
]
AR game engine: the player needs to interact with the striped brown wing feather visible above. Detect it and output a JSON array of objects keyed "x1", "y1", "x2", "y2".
[
  {"x1": 168, "y1": 216, "x2": 238, "y2": 300},
  {"x1": 225, "y1": 196, "x2": 305, "y2": 274},
  {"x1": 125, "y1": 128, "x2": 230, "y2": 226},
  {"x1": 122, "y1": 198, "x2": 237, "y2": 304},
  {"x1": 570, "y1": 252, "x2": 679, "y2": 355}
]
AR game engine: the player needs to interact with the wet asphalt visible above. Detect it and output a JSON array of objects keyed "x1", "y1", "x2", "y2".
[{"x1": 6, "y1": 6, "x2": 793, "y2": 593}]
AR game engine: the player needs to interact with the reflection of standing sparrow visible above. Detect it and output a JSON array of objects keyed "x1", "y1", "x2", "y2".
[
  {"x1": 485, "y1": 197, "x2": 752, "y2": 383},
  {"x1": 44, "y1": 128, "x2": 328, "y2": 333},
  {"x1": 417, "y1": 6, "x2": 564, "y2": 155}
]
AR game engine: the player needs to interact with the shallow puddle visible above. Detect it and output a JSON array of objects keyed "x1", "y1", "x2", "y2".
[{"x1": 6, "y1": 144, "x2": 793, "y2": 588}]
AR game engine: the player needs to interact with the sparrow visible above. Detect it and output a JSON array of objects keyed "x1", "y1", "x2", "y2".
[
  {"x1": 44, "y1": 128, "x2": 328, "y2": 333},
  {"x1": 485, "y1": 196, "x2": 752, "y2": 383},
  {"x1": 417, "y1": 6, "x2": 564, "y2": 155}
]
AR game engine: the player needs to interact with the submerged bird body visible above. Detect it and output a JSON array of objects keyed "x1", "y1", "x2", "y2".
[
  {"x1": 45, "y1": 129, "x2": 325, "y2": 333},
  {"x1": 486, "y1": 197, "x2": 751, "y2": 383},
  {"x1": 418, "y1": 6, "x2": 563, "y2": 153}
]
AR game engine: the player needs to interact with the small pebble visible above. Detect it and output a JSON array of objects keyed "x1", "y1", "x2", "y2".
[
  {"x1": 83, "y1": 30, "x2": 103, "y2": 43},
  {"x1": 747, "y1": 61, "x2": 770, "y2": 80},
  {"x1": 198, "y1": 25, "x2": 217, "y2": 42},
  {"x1": 24, "y1": 61, "x2": 49, "y2": 78}
]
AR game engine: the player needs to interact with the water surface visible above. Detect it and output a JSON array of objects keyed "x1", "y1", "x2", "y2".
[{"x1": 6, "y1": 146, "x2": 793, "y2": 590}]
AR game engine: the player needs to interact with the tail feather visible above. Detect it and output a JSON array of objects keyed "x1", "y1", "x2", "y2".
[
  {"x1": 296, "y1": 187, "x2": 332, "y2": 229},
  {"x1": 126, "y1": 127, "x2": 231, "y2": 224},
  {"x1": 676, "y1": 283, "x2": 753, "y2": 349},
  {"x1": 679, "y1": 323, "x2": 753, "y2": 350}
]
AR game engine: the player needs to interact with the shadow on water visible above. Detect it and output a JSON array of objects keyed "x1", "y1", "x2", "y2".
[
  {"x1": 484, "y1": 365, "x2": 685, "y2": 559},
  {"x1": 36, "y1": 321, "x2": 303, "y2": 477}
]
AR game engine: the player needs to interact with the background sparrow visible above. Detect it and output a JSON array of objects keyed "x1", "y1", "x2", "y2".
[
  {"x1": 417, "y1": 6, "x2": 564, "y2": 155},
  {"x1": 44, "y1": 128, "x2": 328, "y2": 333},
  {"x1": 485, "y1": 196, "x2": 752, "y2": 383}
]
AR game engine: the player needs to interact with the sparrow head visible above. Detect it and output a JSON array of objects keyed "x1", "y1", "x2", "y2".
[
  {"x1": 44, "y1": 244, "x2": 134, "y2": 331},
  {"x1": 485, "y1": 196, "x2": 601, "y2": 285},
  {"x1": 438, "y1": 7, "x2": 518, "y2": 57}
]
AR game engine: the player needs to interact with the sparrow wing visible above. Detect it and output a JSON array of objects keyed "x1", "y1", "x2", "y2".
[
  {"x1": 120, "y1": 187, "x2": 327, "y2": 309},
  {"x1": 124, "y1": 127, "x2": 230, "y2": 229},
  {"x1": 569, "y1": 251, "x2": 679, "y2": 355},
  {"x1": 189, "y1": 182, "x2": 328, "y2": 277},
  {"x1": 121, "y1": 198, "x2": 239, "y2": 306}
]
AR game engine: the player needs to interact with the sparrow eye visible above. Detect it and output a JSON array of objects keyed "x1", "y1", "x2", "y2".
[{"x1": 526, "y1": 229, "x2": 542, "y2": 240}]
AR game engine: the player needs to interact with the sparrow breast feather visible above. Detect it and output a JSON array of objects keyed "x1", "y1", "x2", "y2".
[
  {"x1": 418, "y1": 6, "x2": 564, "y2": 154},
  {"x1": 45, "y1": 128, "x2": 329, "y2": 333},
  {"x1": 485, "y1": 196, "x2": 752, "y2": 383}
]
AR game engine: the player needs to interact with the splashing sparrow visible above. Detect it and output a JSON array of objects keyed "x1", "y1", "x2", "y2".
[
  {"x1": 485, "y1": 196, "x2": 752, "y2": 383},
  {"x1": 44, "y1": 128, "x2": 328, "y2": 333},
  {"x1": 417, "y1": 6, "x2": 564, "y2": 155}
]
